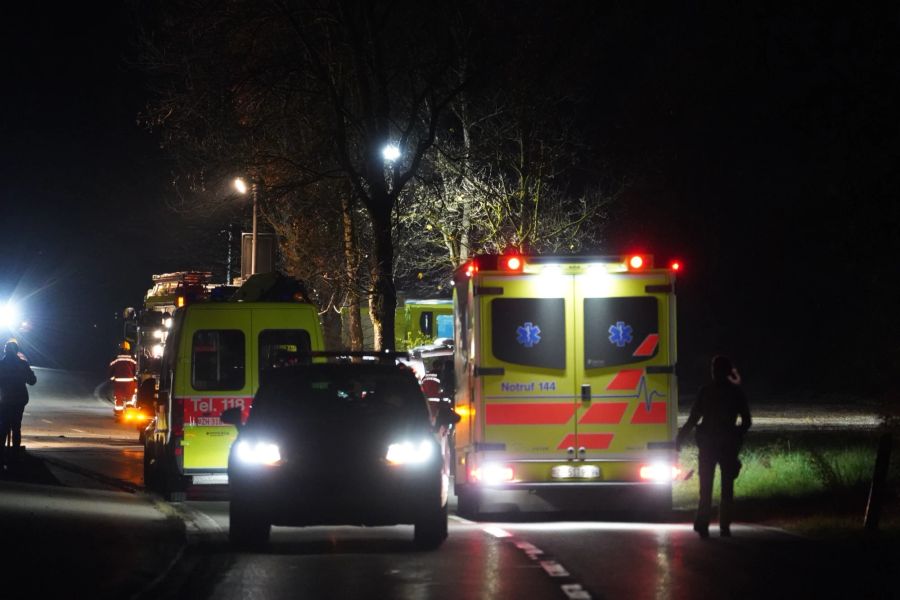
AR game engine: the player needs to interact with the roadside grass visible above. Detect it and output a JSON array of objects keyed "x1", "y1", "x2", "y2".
[{"x1": 673, "y1": 429, "x2": 900, "y2": 539}]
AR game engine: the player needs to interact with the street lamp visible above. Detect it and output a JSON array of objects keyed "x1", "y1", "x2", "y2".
[
  {"x1": 382, "y1": 144, "x2": 401, "y2": 162},
  {"x1": 233, "y1": 177, "x2": 258, "y2": 275}
]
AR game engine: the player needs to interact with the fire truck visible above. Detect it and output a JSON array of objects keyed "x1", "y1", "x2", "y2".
[
  {"x1": 451, "y1": 253, "x2": 681, "y2": 516},
  {"x1": 123, "y1": 271, "x2": 223, "y2": 387}
]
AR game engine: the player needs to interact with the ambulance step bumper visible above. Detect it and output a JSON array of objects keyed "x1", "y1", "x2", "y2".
[{"x1": 459, "y1": 481, "x2": 672, "y2": 514}]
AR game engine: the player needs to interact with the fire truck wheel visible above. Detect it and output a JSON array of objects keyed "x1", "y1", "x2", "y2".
[
  {"x1": 230, "y1": 501, "x2": 270, "y2": 549},
  {"x1": 414, "y1": 502, "x2": 448, "y2": 550}
]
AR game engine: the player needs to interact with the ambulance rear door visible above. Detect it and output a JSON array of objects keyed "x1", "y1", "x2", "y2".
[
  {"x1": 574, "y1": 269, "x2": 676, "y2": 461},
  {"x1": 180, "y1": 307, "x2": 252, "y2": 472},
  {"x1": 476, "y1": 273, "x2": 576, "y2": 460}
]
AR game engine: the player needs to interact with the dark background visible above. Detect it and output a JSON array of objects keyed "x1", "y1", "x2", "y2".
[{"x1": 1, "y1": 3, "x2": 896, "y2": 401}]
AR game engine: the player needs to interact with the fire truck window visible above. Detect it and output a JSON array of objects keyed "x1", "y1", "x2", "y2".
[
  {"x1": 191, "y1": 330, "x2": 246, "y2": 390},
  {"x1": 259, "y1": 329, "x2": 312, "y2": 384},
  {"x1": 583, "y1": 297, "x2": 659, "y2": 369},
  {"x1": 491, "y1": 298, "x2": 566, "y2": 369}
]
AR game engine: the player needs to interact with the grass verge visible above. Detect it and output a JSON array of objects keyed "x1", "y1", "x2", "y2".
[{"x1": 673, "y1": 429, "x2": 899, "y2": 539}]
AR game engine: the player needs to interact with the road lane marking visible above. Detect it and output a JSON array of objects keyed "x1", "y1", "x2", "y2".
[
  {"x1": 480, "y1": 525, "x2": 592, "y2": 599},
  {"x1": 42, "y1": 419, "x2": 53, "y2": 424},
  {"x1": 482, "y1": 525, "x2": 512, "y2": 538},
  {"x1": 562, "y1": 584, "x2": 592, "y2": 599},
  {"x1": 540, "y1": 560, "x2": 570, "y2": 577},
  {"x1": 72, "y1": 428, "x2": 86, "y2": 433}
]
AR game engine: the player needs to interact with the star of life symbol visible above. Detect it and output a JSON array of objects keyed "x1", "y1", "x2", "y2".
[
  {"x1": 608, "y1": 321, "x2": 633, "y2": 347},
  {"x1": 516, "y1": 322, "x2": 542, "y2": 348}
]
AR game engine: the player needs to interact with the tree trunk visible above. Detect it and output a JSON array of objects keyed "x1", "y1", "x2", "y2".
[
  {"x1": 320, "y1": 307, "x2": 343, "y2": 351},
  {"x1": 341, "y1": 195, "x2": 364, "y2": 351},
  {"x1": 368, "y1": 202, "x2": 397, "y2": 352}
]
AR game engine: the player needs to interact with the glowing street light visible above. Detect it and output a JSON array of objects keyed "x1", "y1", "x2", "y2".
[
  {"x1": 233, "y1": 177, "x2": 258, "y2": 275},
  {"x1": 382, "y1": 144, "x2": 401, "y2": 162}
]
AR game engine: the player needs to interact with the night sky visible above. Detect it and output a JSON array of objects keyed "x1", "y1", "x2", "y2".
[{"x1": 1, "y1": 4, "x2": 897, "y2": 399}]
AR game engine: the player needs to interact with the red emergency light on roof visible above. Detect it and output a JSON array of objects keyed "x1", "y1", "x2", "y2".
[
  {"x1": 628, "y1": 255, "x2": 645, "y2": 270},
  {"x1": 465, "y1": 262, "x2": 478, "y2": 277},
  {"x1": 669, "y1": 260, "x2": 682, "y2": 272},
  {"x1": 502, "y1": 255, "x2": 523, "y2": 272}
]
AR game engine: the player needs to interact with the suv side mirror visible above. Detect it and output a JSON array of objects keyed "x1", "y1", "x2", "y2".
[{"x1": 221, "y1": 407, "x2": 243, "y2": 428}]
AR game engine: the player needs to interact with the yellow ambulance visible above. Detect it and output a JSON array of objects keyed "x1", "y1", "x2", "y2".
[
  {"x1": 143, "y1": 298, "x2": 324, "y2": 501},
  {"x1": 452, "y1": 253, "x2": 680, "y2": 516}
]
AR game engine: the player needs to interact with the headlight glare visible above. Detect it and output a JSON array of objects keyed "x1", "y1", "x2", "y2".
[
  {"x1": 236, "y1": 440, "x2": 282, "y2": 466},
  {"x1": 386, "y1": 440, "x2": 433, "y2": 465}
]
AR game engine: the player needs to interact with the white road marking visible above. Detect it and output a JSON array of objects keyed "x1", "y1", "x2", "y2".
[
  {"x1": 41, "y1": 419, "x2": 53, "y2": 424},
  {"x1": 540, "y1": 560, "x2": 570, "y2": 577},
  {"x1": 561, "y1": 583, "x2": 592, "y2": 599},
  {"x1": 482, "y1": 525, "x2": 512, "y2": 538},
  {"x1": 72, "y1": 428, "x2": 86, "y2": 433}
]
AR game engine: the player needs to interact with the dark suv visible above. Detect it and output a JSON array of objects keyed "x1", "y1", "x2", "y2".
[{"x1": 222, "y1": 361, "x2": 459, "y2": 550}]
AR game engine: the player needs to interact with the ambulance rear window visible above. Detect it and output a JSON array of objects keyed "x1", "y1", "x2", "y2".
[
  {"x1": 191, "y1": 330, "x2": 246, "y2": 390},
  {"x1": 259, "y1": 329, "x2": 312, "y2": 385},
  {"x1": 491, "y1": 298, "x2": 566, "y2": 369},
  {"x1": 583, "y1": 297, "x2": 659, "y2": 369}
]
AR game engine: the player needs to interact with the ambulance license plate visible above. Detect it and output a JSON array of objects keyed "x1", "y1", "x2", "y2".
[{"x1": 551, "y1": 465, "x2": 601, "y2": 479}]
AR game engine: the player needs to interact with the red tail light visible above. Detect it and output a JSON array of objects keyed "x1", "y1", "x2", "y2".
[
  {"x1": 172, "y1": 397, "x2": 184, "y2": 436},
  {"x1": 502, "y1": 256, "x2": 523, "y2": 272},
  {"x1": 669, "y1": 260, "x2": 681, "y2": 272},
  {"x1": 628, "y1": 255, "x2": 645, "y2": 270},
  {"x1": 465, "y1": 262, "x2": 477, "y2": 277}
]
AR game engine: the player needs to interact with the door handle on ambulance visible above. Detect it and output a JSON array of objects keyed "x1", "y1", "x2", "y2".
[{"x1": 581, "y1": 384, "x2": 591, "y2": 403}]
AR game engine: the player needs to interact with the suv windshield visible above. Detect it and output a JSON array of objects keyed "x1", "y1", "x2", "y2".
[{"x1": 253, "y1": 365, "x2": 429, "y2": 422}]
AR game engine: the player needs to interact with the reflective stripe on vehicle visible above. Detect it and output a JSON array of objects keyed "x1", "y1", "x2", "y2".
[{"x1": 486, "y1": 403, "x2": 575, "y2": 425}]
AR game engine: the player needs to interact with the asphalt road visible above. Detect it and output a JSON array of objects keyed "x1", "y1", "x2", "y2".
[{"x1": 0, "y1": 368, "x2": 894, "y2": 599}]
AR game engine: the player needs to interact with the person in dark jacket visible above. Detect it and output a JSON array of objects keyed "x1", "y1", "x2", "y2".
[
  {"x1": 0, "y1": 339, "x2": 37, "y2": 464},
  {"x1": 676, "y1": 355, "x2": 751, "y2": 538}
]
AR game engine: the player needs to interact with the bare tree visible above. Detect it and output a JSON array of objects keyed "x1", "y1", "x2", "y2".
[{"x1": 138, "y1": 0, "x2": 465, "y2": 350}]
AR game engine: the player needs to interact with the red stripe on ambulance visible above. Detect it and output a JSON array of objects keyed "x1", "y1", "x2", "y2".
[
  {"x1": 486, "y1": 403, "x2": 576, "y2": 425},
  {"x1": 606, "y1": 369, "x2": 643, "y2": 390},
  {"x1": 557, "y1": 433, "x2": 614, "y2": 450},
  {"x1": 578, "y1": 402, "x2": 628, "y2": 424},
  {"x1": 632, "y1": 334, "x2": 659, "y2": 357},
  {"x1": 630, "y1": 402, "x2": 667, "y2": 424}
]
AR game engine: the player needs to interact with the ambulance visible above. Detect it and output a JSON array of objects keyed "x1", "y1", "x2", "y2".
[
  {"x1": 142, "y1": 285, "x2": 324, "y2": 501},
  {"x1": 341, "y1": 298, "x2": 453, "y2": 350},
  {"x1": 451, "y1": 253, "x2": 681, "y2": 516}
]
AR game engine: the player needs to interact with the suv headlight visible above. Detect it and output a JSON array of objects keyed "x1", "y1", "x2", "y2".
[
  {"x1": 385, "y1": 440, "x2": 434, "y2": 465},
  {"x1": 235, "y1": 440, "x2": 282, "y2": 466}
]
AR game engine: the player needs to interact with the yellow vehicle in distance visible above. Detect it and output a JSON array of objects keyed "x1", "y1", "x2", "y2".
[
  {"x1": 341, "y1": 298, "x2": 453, "y2": 350},
  {"x1": 143, "y1": 279, "x2": 324, "y2": 501},
  {"x1": 452, "y1": 253, "x2": 681, "y2": 517}
]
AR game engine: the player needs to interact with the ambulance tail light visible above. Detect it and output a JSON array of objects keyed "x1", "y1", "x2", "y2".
[
  {"x1": 172, "y1": 397, "x2": 184, "y2": 436},
  {"x1": 501, "y1": 255, "x2": 523, "y2": 272},
  {"x1": 639, "y1": 463, "x2": 682, "y2": 483},
  {"x1": 465, "y1": 262, "x2": 478, "y2": 277},
  {"x1": 470, "y1": 463, "x2": 515, "y2": 485},
  {"x1": 669, "y1": 260, "x2": 682, "y2": 272},
  {"x1": 627, "y1": 254, "x2": 651, "y2": 271}
]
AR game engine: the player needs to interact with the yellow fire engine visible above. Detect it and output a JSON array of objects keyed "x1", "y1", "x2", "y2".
[{"x1": 451, "y1": 253, "x2": 681, "y2": 516}]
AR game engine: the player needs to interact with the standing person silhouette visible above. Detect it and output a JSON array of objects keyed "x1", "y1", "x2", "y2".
[
  {"x1": 677, "y1": 355, "x2": 751, "y2": 538},
  {"x1": 0, "y1": 339, "x2": 37, "y2": 466}
]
